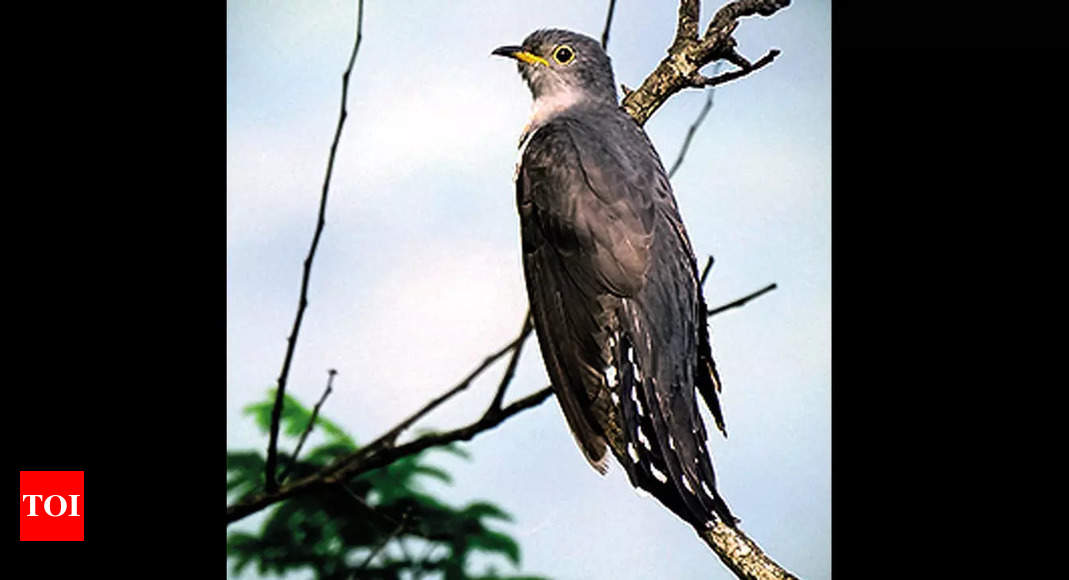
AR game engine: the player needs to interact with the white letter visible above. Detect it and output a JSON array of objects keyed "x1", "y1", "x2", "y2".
[
  {"x1": 22, "y1": 494, "x2": 43, "y2": 516},
  {"x1": 68, "y1": 494, "x2": 81, "y2": 517},
  {"x1": 43, "y1": 495, "x2": 68, "y2": 517}
]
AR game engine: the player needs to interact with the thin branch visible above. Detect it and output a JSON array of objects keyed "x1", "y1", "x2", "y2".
[
  {"x1": 708, "y1": 283, "x2": 777, "y2": 317},
  {"x1": 264, "y1": 0, "x2": 365, "y2": 494},
  {"x1": 278, "y1": 369, "x2": 338, "y2": 484},
  {"x1": 699, "y1": 255, "x2": 715, "y2": 287},
  {"x1": 353, "y1": 510, "x2": 410, "y2": 575},
  {"x1": 707, "y1": 0, "x2": 790, "y2": 37},
  {"x1": 485, "y1": 312, "x2": 533, "y2": 415},
  {"x1": 688, "y1": 49, "x2": 780, "y2": 88},
  {"x1": 374, "y1": 314, "x2": 534, "y2": 449},
  {"x1": 321, "y1": 385, "x2": 555, "y2": 488},
  {"x1": 600, "y1": 0, "x2": 618, "y2": 49},
  {"x1": 669, "y1": 62, "x2": 723, "y2": 179}
]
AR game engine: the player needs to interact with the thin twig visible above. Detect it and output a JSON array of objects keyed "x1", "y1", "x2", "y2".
[
  {"x1": 278, "y1": 369, "x2": 338, "y2": 484},
  {"x1": 353, "y1": 510, "x2": 410, "y2": 575},
  {"x1": 700, "y1": 255, "x2": 715, "y2": 287},
  {"x1": 689, "y1": 49, "x2": 780, "y2": 88},
  {"x1": 669, "y1": 62, "x2": 723, "y2": 178},
  {"x1": 601, "y1": 0, "x2": 618, "y2": 49},
  {"x1": 708, "y1": 283, "x2": 777, "y2": 317},
  {"x1": 485, "y1": 312, "x2": 533, "y2": 415},
  {"x1": 264, "y1": 0, "x2": 365, "y2": 494},
  {"x1": 336, "y1": 481, "x2": 406, "y2": 529},
  {"x1": 375, "y1": 317, "x2": 534, "y2": 448}
]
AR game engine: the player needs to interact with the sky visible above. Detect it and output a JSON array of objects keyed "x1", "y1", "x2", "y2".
[{"x1": 227, "y1": 1, "x2": 830, "y2": 578}]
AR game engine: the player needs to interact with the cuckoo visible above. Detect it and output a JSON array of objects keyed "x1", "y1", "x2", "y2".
[{"x1": 493, "y1": 29, "x2": 737, "y2": 529}]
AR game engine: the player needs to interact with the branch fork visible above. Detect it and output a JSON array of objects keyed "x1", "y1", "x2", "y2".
[{"x1": 621, "y1": 0, "x2": 790, "y2": 126}]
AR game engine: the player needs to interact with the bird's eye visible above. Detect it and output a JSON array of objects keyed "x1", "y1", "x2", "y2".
[{"x1": 553, "y1": 45, "x2": 575, "y2": 65}]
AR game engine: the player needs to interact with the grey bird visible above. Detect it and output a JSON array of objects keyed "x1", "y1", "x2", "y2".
[{"x1": 493, "y1": 29, "x2": 737, "y2": 530}]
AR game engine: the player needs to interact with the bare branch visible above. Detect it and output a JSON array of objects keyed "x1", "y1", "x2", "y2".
[
  {"x1": 264, "y1": 0, "x2": 365, "y2": 494},
  {"x1": 707, "y1": 0, "x2": 790, "y2": 37},
  {"x1": 621, "y1": 0, "x2": 789, "y2": 126},
  {"x1": 699, "y1": 521, "x2": 800, "y2": 580},
  {"x1": 699, "y1": 255, "x2": 715, "y2": 287},
  {"x1": 226, "y1": 385, "x2": 555, "y2": 525},
  {"x1": 708, "y1": 283, "x2": 777, "y2": 317},
  {"x1": 688, "y1": 49, "x2": 780, "y2": 89},
  {"x1": 673, "y1": 0, "x2": 702, "y2": 49},
  {"x1": 485, "y1": 312, "x2": 534, "y2": 415},
  {"x1": 354, "y1": 509, "x2": 410, "y2": 575},
  {"x1": 278, "y1": 369, "x2": 338, "y2": 484},
  {"x1": 600, "y1": 0, "x2": 618, "y2": 49},
  {"x1": 375, "y1": 313, "x2": 533, "y2": 449},
  {"x1": 668, "y1": 62, "x2": 723, "y2": 179}
]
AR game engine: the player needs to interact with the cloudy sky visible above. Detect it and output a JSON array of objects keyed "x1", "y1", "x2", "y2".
[{"x1": 227, "y1": 1, "x2": 829, "y2": 578}]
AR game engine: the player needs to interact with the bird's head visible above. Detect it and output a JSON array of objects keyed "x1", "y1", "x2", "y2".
[{"x1": 492, "y1": 29, "x2": 617, "y2": 109}]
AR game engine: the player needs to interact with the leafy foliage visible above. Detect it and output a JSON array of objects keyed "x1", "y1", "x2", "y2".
[{"x1": 228, "y1": 391, "x2": 548, "y2": 579}]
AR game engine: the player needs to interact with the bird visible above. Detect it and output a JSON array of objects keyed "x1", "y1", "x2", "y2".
[{"x1": 493, "y1": 29, "x2": 738, "y2": 530}]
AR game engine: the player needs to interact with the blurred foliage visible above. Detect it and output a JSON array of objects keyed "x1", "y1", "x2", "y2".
[{"x1": 228, "y1": 391, "x2": 549, "y2": 580}]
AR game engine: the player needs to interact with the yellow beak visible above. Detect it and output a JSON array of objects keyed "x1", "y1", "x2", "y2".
[{"x1": 491, "y1": 46, "x2": 549, "y2": 67}]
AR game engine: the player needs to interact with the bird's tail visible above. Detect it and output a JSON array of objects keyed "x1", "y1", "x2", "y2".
[
  {"x1": 610, "y1": 325, "x2": 739, "y2": 530},
  {"x1": 696, "y1": 295, "x2": 728, "y2": 438}
]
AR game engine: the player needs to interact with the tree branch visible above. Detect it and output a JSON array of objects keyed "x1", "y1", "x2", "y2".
[
  {"x1": 699, "y1": 521, "x2": 800, "y2": 580},
  {"x1": 226, "y1": 385, "x2": 554, "y2": 525},
  {"x1": 264, "y1": 0, "x2": 365, "y2": 494},
  {"x1": 699, "y1": 255, "x2": 716, "y2": 287},
  {"x1": 375, "y1": 312, "x2": 534, "y2": 449},
  {"x1": 688, "y1": 49, "x2": 780, "y2": 89},
  {"x1": 668, "y1": 62, "x2": 723, "y2": 179},
  {"x1": 485, "y1": 312, "x2": 533, "y2": 415},
  {"x1": 353, "y1": 509, "x2": 411, "y2": 575},
  {"x1": 708, "y1": 283, "x2": 777, "y2": 317},
  {"x1": 226, "y1": 274, "x2": 775, "y2": 527},
  {"x1": 278, "y1": 369, "x2": 337, "y2": 484},
  {"x1": 600, "y1": 0, "x2": 618, "y2": 49},
  {"x1": 621, "y1": 0, "x2": 790, "y2": 126}
]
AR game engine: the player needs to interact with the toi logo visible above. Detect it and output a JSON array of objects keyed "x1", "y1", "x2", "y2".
[{"x1": 19, "y1": 471, "x2": 84, "y2": 541}]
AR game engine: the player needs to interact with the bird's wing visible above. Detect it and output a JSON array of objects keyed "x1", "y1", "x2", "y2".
[
  {"x1": 517, "y1": 114, "x2": 734, "y2": 527},
  {"x1": 517, "y1": 116, "x2": 654, "y2": 473}
]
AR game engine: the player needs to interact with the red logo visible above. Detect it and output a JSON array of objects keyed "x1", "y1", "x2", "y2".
[{"x1": 19, "y1": 471, "x2": 84, "y2": 541}]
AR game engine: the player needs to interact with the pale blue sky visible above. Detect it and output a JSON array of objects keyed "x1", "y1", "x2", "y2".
[{"x1": 227, "y1": 1, "x2": 829, "y2": 578}]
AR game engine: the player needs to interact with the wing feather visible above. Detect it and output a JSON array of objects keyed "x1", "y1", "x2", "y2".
[{"x1": 517, "y1": 110, "x2": 735, "y2": 527}]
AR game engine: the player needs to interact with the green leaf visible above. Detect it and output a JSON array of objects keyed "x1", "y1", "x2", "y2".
[
  {"x1": 226, "y1": 451, "x2": 266, "y2": 499},
  {"x1": 243, "y1": 390, "x2": 312, "y2": 437},
  {"x1": 411, "y1": 464, "x2": 453, "y2": 485},
  {"x1": 462, "y1": 501, "x2": 514, "y2": 523},
  {"x1": 226, "y1": 532, "x2": 261, "y2": 574},
  {"x1": 469, "y1": 530, "x2": 521, "y2": 566},
  {"x1": 228, "y1": 391, "x2": 546, "y2": 579}
]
